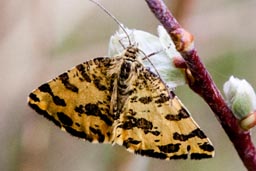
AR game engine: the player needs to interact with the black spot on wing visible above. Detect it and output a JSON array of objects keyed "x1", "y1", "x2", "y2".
[
  {"x1": 146, "y1": 130, "x2": 160, "y2": 136},
  {"x1": 135, "y1": 149, "x2": 168, "y2": 159},
  {"x1": 97, "y1": 57, "x2": 112, "y2": 67},
  {"x1": 137, "y1": 118, "x2": 153, "y2": 130},
  {"x1": 199, "y1": 142, "x2": 214, "y2": 152},
  {"x1": 29, "y1": 93, "x2": 40, "y2": 102},
  {"x1": 155, "y1": 93, "x2": 170, "y2": 104},
  {"x1": 120, "y1": 117, "x2": 160, "y2": 136},
  {"x1": 74, "y1": 103, "x2": 113, "y2": 126},
  {"x1": 173, "y1": 128, "x2": 207, "y2": 141},
  {"x1": 89, "y1": 127, "x2": 105, "y2": 143},
  {"x1": 130, "y1": 96, "x2": 138, "y2": 103},
  {"x1": 128, "y1": 109, "x2": 137, "y2": 116},
  {"x1": 192, "y1": 128, "x2": 207, "y2": 139},
  {"x1": 52, "y1": 96, "x2": 66, "y2": 106},
  {"x1": 165, "y1": 108, "x2": 190, "y2": 121},
  {"x1": 28, "y1": 102, "x2": 61, "y2": 128},
  {"x1": 170, "y1": 154, "x2": 188, "y2": 159},
  {"x1": 59, "y1": 72, "x2": 79, "y2": 93},
  {"x1": 138, "y1": 96, "x2": 153, "y2": 104},
  {"x1": 57, "y1": 112, "x2": 73, "y2": 126},
  {"x1": 121, "y1": 117, "x2": 153, "y2": 130},
  {"x1": 63, "y1": 126, "x2": 93, "y2": 142},
  {"x1": 76, "y1": 64, "x2": 91, "y2": 82},
  {"x1": 107, "y1": 131, "x2": 111, "y2": 136},
  {"x1": 158, "y1": 143, "x2": 181, "y2": 153},
  {"x1": 93, "y1": 78, "x2": 107, "y2": 91},
  {"x1": 75, "y1": 123, "x2": 81, "y2": 127},
  {"x1": 85, "y1": 104, "x2": 112, "y2": 125},
  {"x1": 74, "y1": 105, "x2": 84, "y2": 114},
  {"x1": 38, "y1": 83, "x2": 52, "y2": 93},
  {"x1": 85, "y1": 104, "x2": 100, "y2": 115},
  {"x1": 123, "y1": 138, "x2": 141, "y2": 148},
  {"x1": 190, "y1": 153, "x2": 213, "y2": 159},
  {"x1": 38, "y1": 83, "x2": 66, "y2": 106},
  {"x1": 187, "y1": 145, "x2": 191, "y2": 152}
]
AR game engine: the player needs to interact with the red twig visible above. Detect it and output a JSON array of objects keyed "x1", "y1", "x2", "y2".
[{"x1": 145, "y1": 0, "x2": 256, "y2": 170}]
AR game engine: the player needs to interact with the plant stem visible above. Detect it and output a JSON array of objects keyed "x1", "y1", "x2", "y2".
[{"x1": 145, "y1": 0, "x2": 256, "y2": 170}]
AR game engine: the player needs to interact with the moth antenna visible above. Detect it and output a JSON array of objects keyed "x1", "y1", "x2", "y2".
[
  {"x1": 142, "y1": 44, "x2": 171, "y2": 60},
  {"x1": 89, "y1": 0, "x2": 132, "y2": 45},
  {"x1": 139, "y1": 49, "x2": 161, "y2": 77},
  {"x1": 89, "y1": 0, "x2": 168, "y2": 91}
]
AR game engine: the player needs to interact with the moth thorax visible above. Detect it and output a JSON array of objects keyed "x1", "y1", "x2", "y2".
[{"x1": 124, "y1": 46, "x2": 139, "y2": 59}]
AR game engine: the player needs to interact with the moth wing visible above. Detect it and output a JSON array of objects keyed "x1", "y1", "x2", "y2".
[
  {"x1": 114, "y1": 67, "x2": 214, "y2": 159},
  {"x1": 28, "y1": 57, "x2": 120, "y2": 143}
]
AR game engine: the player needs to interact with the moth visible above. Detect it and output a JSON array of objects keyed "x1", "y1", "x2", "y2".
[{"x1": 28, "y1": 0, "x2": 214, "y2": 160}]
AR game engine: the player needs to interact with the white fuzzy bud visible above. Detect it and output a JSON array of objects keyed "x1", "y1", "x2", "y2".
[
  {"x1": 108, "y1": 25, "x2": 186, "y2": 88},
  {"x1": 223, "y1": 76, "x2": 256, "y2": 130}
]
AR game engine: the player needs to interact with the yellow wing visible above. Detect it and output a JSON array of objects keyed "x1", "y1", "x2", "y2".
[
  {"x1": 28, "y1": 57, "x2": 120, "y2": 143},
  {"x1": 28, "y1": 47, "x2": 214, "y2": 160},
  {"x1": 113, "y1": 59, "x2": 214, "y2": 159}
]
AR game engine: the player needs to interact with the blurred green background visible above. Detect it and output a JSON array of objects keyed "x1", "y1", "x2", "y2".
[{"x1": 1, "y1": 0, "x2": 256, "y2": 171}]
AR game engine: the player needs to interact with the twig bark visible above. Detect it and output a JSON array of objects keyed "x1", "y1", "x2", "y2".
[{"x1": 145, "y1": 0, "x2": 256, "y2": 170}]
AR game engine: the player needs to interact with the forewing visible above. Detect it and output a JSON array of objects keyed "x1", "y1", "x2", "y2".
[
  {"x1": 114, "y1": 65, "x2": 214, "y2": 159},
  {"x1": 28, "y1": 57, "x2": 118, "y2": 143}
]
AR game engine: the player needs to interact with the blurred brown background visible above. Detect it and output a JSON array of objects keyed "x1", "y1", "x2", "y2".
[{"x1": 1, "y1": 0, "x2": 256, "y2": 171}]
